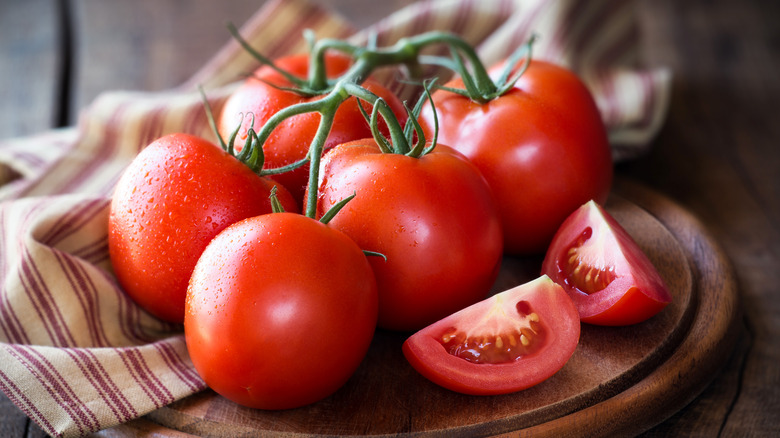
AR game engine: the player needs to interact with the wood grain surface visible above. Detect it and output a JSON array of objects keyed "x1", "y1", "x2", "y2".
[{"x1": 2, "y1": 0, "x2": 778, "y2": 436}]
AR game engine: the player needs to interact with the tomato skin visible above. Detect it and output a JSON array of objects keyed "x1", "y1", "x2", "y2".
[
  {"x1": 184, "y1": 213, "x2": 378, "y2": 410},
  {"x1": 218, "y1": 53, "x2": 407, "y2": 207},
  {"x1": 419, "y1": 60, "x2": 613, "y2": 255},
  {"x1": 108, "y1": 133, "x2": 297, "y2": 323},
  {"x1": 314, "y1": 141, "x2": 503, "y2": 332},
  {"x1": 541, "y1": 200, "x2": 672, "y2": 326},
  {"x1": 402, "y1": 276, "x2": 580, "y2": 395}
]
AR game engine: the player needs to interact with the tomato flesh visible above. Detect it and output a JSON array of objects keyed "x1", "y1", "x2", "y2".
[
  {"x1": 542, "y1": 200, "x2": 672, "y2": 326},
  {"x1": 441, "y1": 298, "x2": 546, "y2": 364},
  {"x1": 559, "y1": 227, "x2": 619, "y2": 294},
  {"x1": 402, "y1": 276, "x2": 580, "y2": 396}
]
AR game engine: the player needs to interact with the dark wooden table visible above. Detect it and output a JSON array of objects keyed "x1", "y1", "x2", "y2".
[{"x1": 1, "y1": 0, "x2": 777, "y2": 436}]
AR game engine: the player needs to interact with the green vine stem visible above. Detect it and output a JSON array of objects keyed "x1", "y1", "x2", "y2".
[{"x1": 221, "y1": 26, "x2": 537, "y2": 219}]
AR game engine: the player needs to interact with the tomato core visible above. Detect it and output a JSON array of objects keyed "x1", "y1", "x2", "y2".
[
  {"x1": 439, "y1": 300, "x2": 546, "y2": 364},
  {"x1": 560, "y1": 227, "x2": 617, "y2": 295}
]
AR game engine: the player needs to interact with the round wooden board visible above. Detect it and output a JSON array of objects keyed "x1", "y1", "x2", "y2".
[{"x1": 140, "y1": 179, "x2": 741, "y2": 437}]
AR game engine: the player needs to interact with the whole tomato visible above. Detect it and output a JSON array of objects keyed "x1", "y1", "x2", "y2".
[
  {"x1": 419, "y1": 60, "x2": 613, "y2": 255},
  {"x1": 108, "y1": 133, "x2": 297, "y2": 323},
  {"x1": 218, "y1": 52, "x2": 407, "y2": 206},
  {"x1": 185, "y1": 212, "x2": 378, "y2": 410},
  {"x1": 314, "y1": 140, "x2": 503, "y2": 332}
]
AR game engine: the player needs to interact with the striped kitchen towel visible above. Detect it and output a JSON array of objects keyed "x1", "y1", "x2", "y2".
[{"x1": 0, "y1": 0, "x2": 670, "y2": 436}]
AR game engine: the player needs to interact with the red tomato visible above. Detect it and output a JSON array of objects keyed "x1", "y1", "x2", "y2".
[
  {"x1": 541, "y1": 200, "x2": 672, "y2": 326},
  {"x1": 218, "y1": 53, "x2": 407, "y2": 206},
  {"x1": 418, "y1": 60, "x2": 613, "y2": 255},
  {"x1": 314, "y1": 140, "x2": 503, "y2": 331},
  {"x1": 184, "y1": 212, "x2": 378, "y2": 410},
  {"x1": 402, "y1": 275, "x2": 580, "y2": 395},
  {"x1": 108, "y1": 133, "x2": 297, "y2": 323}
]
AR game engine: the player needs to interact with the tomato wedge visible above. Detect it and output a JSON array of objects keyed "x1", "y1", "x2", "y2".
[
  {"x1": 402, "y1": 276, "x2": 580, "y2": 396},
  {"x1": 542, "y1": 200, "x2": 673, "y2": 326}
]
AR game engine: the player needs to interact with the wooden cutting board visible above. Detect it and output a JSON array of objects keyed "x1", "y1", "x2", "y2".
[{"x1": 113, "y1": 179, "x2": 740, "y2": 437}]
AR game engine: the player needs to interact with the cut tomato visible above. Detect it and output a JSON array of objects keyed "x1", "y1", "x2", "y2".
[
  {"x1": 402, "y1": 276, "x2": 580, "y2": 396},
  {"x1": 542, "y1": 200, "x2": 672, "y2": 326}
]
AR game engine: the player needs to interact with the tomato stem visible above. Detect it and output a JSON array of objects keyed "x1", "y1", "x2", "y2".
[
  {"x1": 341, "y1": 82, "x2": 409, "y2": 153},
  {"x1": 319, "y1": 192, "x2": 356, "y2": 224},
  {"x1": 269, "y1": 186, "x2": 286, "y2": 213},
  {"x1": 198, "y1": 85, "x2": 229, "y2": 151},
  {"x1": 224, "y1": 28, "x2": 536, "y2": 220},
  {"x1": 304, "y1": 107, "x2": 336, "y2": 218},
  {"x1": 227, "y1": 22, "x2": 318, "y2": 95}
]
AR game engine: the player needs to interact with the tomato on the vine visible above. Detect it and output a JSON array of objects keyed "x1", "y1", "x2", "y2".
[
  {"x1": 418, "y1": 59, "x2": 613, "y2": 255},
  {"x1": 218, "y1": 52, "x2": 407, "y2": 206},
  {"x1": 541, "y1": 200, "x2": 672, "y2": 326},
  {"x1": 185, "y1": 212, "x2": 378, "y2": 410},
  {"x1": 313, "y1": 140, "x2": 503, "y2": 332},
  {"x1": 402, "y1": 275, "x2": 580, "y2": 395},
  {"x1": 108, "y1": 133, "x2": 297, "y2": 323}
]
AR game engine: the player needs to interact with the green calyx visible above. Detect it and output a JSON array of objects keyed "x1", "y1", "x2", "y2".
[
  {"x1": 269, "y1": 186, "x2": 286, "y2": 213},
  {"x1": 199, "y1": 85, "x2": 309, "y2": 177},
  {"x1": 428, "y1": 34, "x2": 537, "y2": 103},
  {"x1": 349, "y1": 79, "x2": 439, "y2": 159}
]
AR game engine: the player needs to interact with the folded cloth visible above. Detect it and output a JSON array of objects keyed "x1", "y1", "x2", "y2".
[{"x1": 0, "y1": 0, "x2": 670, "y2": 436}]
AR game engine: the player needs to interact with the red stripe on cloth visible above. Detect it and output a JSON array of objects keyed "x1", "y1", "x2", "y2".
[
  {"x1": 0, "y1": 297, "x2": 28, "y2": 345},
  {"x1": 71, "y1": 235, "x2": 110, "y2": 265},
  {"x1": 494, "y1": 3, "x2": 545, "y2": 62},
  {"x1": 0, "y1": 211, "x2": 28, "y2": 344},
  {"x1": 114, "y1": 282, "x2": 173, "y2": 346},
  {"x1": 53, "y1": 251, "x2": 109, "y2": 348},
  {"x1": 154, "y1": 339, "x2": 206, "y2": 393},
  {"x1": 19, "y1": 250, "x2": 77, "y2": 347},
  {"x1": 118, "y1": 347, "x2": 176, "y2": 408},
  {"x1": 266, "y1": 8, "x2": 326, "y2": 58},
  {"x1": 0, "y1": 201, "x2": 48, "y2": 344},
  {"x1": 66, "y1": 98, "x2": 140, "y2": 197},
  {"x1": 9, "y1": 345, "x2": 101, "y2": 435},
  {"x1": 13, "y1": 99, "x2": 127, "y2": 198},
  {"x1": 136, "y1": 104, "x2": 168, "y2": 154},
  {"x1": 67, "y1": 348, "x2": 138, "y2": 424},
  {"x1": 0, "y1": 368, "x2": 56, "y2": 436},
  {"x1": 39, "y1": 198, "x2": 108, "y2": 248}
]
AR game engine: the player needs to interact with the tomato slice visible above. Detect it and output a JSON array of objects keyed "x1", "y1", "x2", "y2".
[
  {"x1": 402, "y1": 276, "x2": 580, "y2": 395},
  {"x1": 542, "y1": 200, "x2": 673, "y2": 326}
]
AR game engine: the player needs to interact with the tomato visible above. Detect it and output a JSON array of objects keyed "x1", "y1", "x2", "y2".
[
  {"x1": 541, "y1": 200, "x2": 672, "y2": 326},
  {"x1": 218, "y1": 52, "x2": 407, "y2": 207},
  {"x1": 418, "y1": 60, "x2": 613, "y2": 255},
  {"x1": 402, "y1": 275, "x2": 580, "y2": 395},
  {"x1": 184, "y1": 212, "x2": 378, "y2": 410},
  {"x1": 313, "y1": 140, "x2": 503, "y2": 331},
  {"x1": 108, "y1": 133, "x2": 297, "y2": 323}
]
